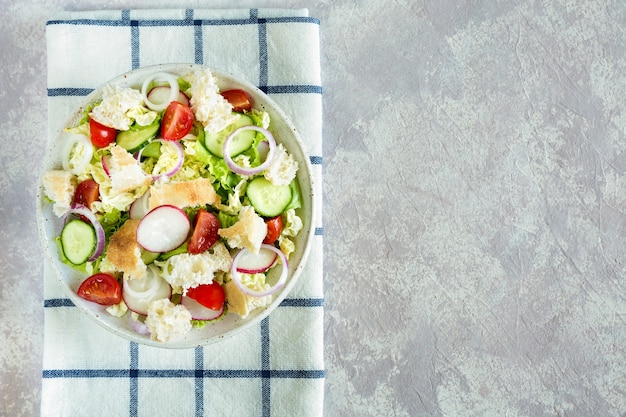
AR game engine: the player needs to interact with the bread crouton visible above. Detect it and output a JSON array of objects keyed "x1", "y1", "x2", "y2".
[
  {"x1": 108, "y1": 145, "x2": 152, "y2": 196},
  {"x1": 105, "y1": 218, "x2": 146, "y2": 280},
  {"x1": 223, "y1": 280, "x2": 271, "y2": 318},
  {"x1": 218, "y1": 206, "x2": 267, "y2": 254},
  {"x1": 148, "y1": 178, "x2": 218, "y2": 210},
  {"x1": 42, "y1": 170, "x2": 76, "y2": 216}
]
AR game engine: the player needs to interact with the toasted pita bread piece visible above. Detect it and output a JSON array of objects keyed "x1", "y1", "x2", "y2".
[
  {"x1": 148, "y1": 178, "x2": 218, "y2": 210},
  {"x1": 106, "y1": 218, "x2": 146, "y2": 280}
]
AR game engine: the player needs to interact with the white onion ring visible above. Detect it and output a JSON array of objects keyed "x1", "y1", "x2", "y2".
[
  {"x1": 62, "y1": 134, "x2": 93, "y2": 175},
  {"x1": 230, "y1": 244, "x2": 288, "y2": 297},
  {"x1": 141, "y1": 72, "x2": 180, "y2": 111},
  {"x1": 67, "y1": 204, "x2": 106, "y2": 262},
  {"x1": 223, "y1": 126, "x2": 276, "y2": 176}
]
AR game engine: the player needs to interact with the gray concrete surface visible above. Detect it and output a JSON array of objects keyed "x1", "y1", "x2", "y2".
[{"x1": 2, "y1": 0, "x2": 626, "y2": 416}]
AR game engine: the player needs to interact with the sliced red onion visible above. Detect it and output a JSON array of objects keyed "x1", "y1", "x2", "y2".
[
  {"x1": 62, "y1": 134, "x2": 93, "y2": 175},
  {"x1": 137, "y1": 140, "x2": 184, "y2": 180},
  {"x1": 129, "y1": 312, "x2": 150, "y2": 335},
  {"x1": 141, "y1": 72, "x2": 180, "y2": 111},
  {"x1": 230, "y1": 244, "x2": 288, "y2": 297},
  {"x1": 223, "y1": 126, "x2": 276, "y2": 176},
  {"x1": 67, "y1": 204, "x2": 106, "y2": 262}
]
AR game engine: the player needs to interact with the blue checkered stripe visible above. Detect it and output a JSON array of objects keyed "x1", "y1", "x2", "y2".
[{"x1": 44, "y1": 9, "x2": 323, "y2": 417}]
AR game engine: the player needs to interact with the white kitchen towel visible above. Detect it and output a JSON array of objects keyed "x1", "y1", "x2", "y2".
[{"x1": 42, "y1": 9, "x2": 323, "y2": 417}]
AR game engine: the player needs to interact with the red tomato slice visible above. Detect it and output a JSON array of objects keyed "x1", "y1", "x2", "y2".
[
  {"x1": 161, "y1": 101, "x2": 194, "y2": 140},
  {"x1": 186, "y1": 281, "x2": 225, "y2": 311},
  {"x1": 89, "y1": 118, "x2": 117, "y2": 148},
  {"x1": 77, "y1": 273, "x2": 122, "y2": 306},
  {"x1": 263, "y1": 216, "x2": 283, "y2": 244},
  {"x1": 220, "y1": 89, "x2": 252, "y2": 112},
  {"x1": 72, "y1": 179, "x2": 100, "y2": 209},
  {"x1": 187, "y1": 209, "x2": 220, "y2": 254}
]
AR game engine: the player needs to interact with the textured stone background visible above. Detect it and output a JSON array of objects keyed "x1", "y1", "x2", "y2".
[{"x1": 1, "y1": 1, "x2": 626, "y2": 416}]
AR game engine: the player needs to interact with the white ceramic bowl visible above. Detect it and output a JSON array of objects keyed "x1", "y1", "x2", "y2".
[{"x1": 37, "y1": 63, "x2": 315, "y2": 348}]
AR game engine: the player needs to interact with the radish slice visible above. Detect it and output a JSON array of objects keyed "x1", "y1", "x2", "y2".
[
  {"x1": 129, "y1": 191, "x2": 150, "y2": 220},
  {"x1": 67, "y1": 204, "x2": 106, "y2": 262},
  {"x1": 257, "y1": 140, "x2": 270, "y2": 162},
  {"x1": 141, "y1": 72, "x2": 180, "y2": 111},
  {"x1": 136, "y1": 205, "x2": 190, "y2": 252},
  {"x1": 129, "y1": 312, "x2": 150, "y2": 335},
  {"x1": 101, "y1": 155, "x2": 111, "y2": 177},
  {"x1": 62, "y1": 134, "x2": 93, "y2": 175},
  {"x1": 123, "y1": 265, "x2": 172, "y2": 315},
  {"x1": 230, "y1": 244, "x2": 288, "y2": 297},
  {"x1": 181, "y1": 295, "x2": 225, "y2": 321},
  {"x1": 147, "y1": 86, "x2": 190, "y2": 107},
  {"x1": 235, "y1": 246, "x2": 278, "y2": 274},
  {"x1": 223, "y1": 126, "x2": 276, "y2": 176}
]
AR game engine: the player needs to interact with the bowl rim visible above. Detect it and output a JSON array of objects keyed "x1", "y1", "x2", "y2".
[{"x1": 37, "y1": 63, "x2": 316, "y2": 348}]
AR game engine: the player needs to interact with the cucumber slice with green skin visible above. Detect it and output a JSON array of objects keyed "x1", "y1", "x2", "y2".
[
  {"x1": 140, "y1": 249, "x2": 160, "y2": 264},
  {"x1": 140, "y1": 141, "x2": 162, "y2": 159},
  {"x1": 246, "y1": 177, "x2": 293, "y2": 217},
  {"x1": 204, "y1": 113, "x2": 256, "y2": 158},
  {"x1": 116, "y1": 119, "x2": 160, "y2": 153},
  {"x1": 61, "y1": 219, "x2": 96, "y2": 265}
]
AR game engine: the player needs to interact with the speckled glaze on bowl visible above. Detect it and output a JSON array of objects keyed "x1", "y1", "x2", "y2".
[{"x1": 37, "y1": 63, "x2": 315, "y2": 348}]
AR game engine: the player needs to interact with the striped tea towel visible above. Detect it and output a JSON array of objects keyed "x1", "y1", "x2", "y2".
[{"x1": 42, "y1": 8, "x2": 323, "y2": 417}]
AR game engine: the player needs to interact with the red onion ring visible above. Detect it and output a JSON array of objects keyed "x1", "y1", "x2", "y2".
[
  {"x1": 129, "y1": 312, "x2": 150, "y2": 335},
  {"x1": 67, "y1": 204, "x2": 106, "y2": 262},
  {"x1": 136, "y1": 140, "x2": 184, "y2": 180},
  {"x1": 223, "y1": 126, "x2": 276, "y2": 176},
  {"x1": 230, "y1": 244, "x2": 288, "y2": 297},
  {"x1": 141, "y1": 72, "x2": 180, "y2": 111}
]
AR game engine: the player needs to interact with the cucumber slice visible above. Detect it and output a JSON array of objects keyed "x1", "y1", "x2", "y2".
[
  {"x1": 116, "y1": 119, "x2": 160, "y2": 153},
  {"x1": 204, "y1": 113, "x2": 256, "y2": 158},
  {"x1": 61, "y1": 219, "x2": 96, "y2": 265},
  {"x1": 140, "y1": 249, "x2": 160, "y2": 264},
  {"x1": 140, "y1": 141, "x2": 162, "y2": 159},
  {"x1": 246, "y1": 177, "x2": 292, "y2": 217}
]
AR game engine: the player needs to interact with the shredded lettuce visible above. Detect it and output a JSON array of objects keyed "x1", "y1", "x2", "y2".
[
  {"x1": 285, "y1": 179, "x2": 302, "y2": 211},
  {"x1": 99, "y1": 208, "x2": 128, "y2": 238},
  {"x1": 218, "y1": 211, "x2": 238, "y2": 228},
  {"x1": 239, "y1": 273, "x2": 269, "y2": 293}
]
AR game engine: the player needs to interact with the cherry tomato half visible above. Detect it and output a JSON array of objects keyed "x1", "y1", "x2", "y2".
[
  {"x1": 72, "y1": 179, "x2": 100, "y2": 210},
  {"x1": 220, "y1": 89, "x2": 252, "y2": 112},
  {"x1": 263, "y1": 216, "x2": 283, "y2": 244},
  {"x1": 186, "y1": 281, "x2": 225, "y2": 311},
  {"x1": 77, "y1": 273, "x2": 122, "y2": 306},
  {"x1": 161, "y1": 101, "x2": 194, "y2": 140},
  {"x1": 187, "y1": 209, "x2": 220, "y2": 254},
  {"x1": 89, "y1": 118, "x2": 117, "y2": 148}
]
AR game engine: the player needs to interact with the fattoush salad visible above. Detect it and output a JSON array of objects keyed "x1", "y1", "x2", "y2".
[{"x1": 42, "y1": 68, "x2": 303, "y2": 342}]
